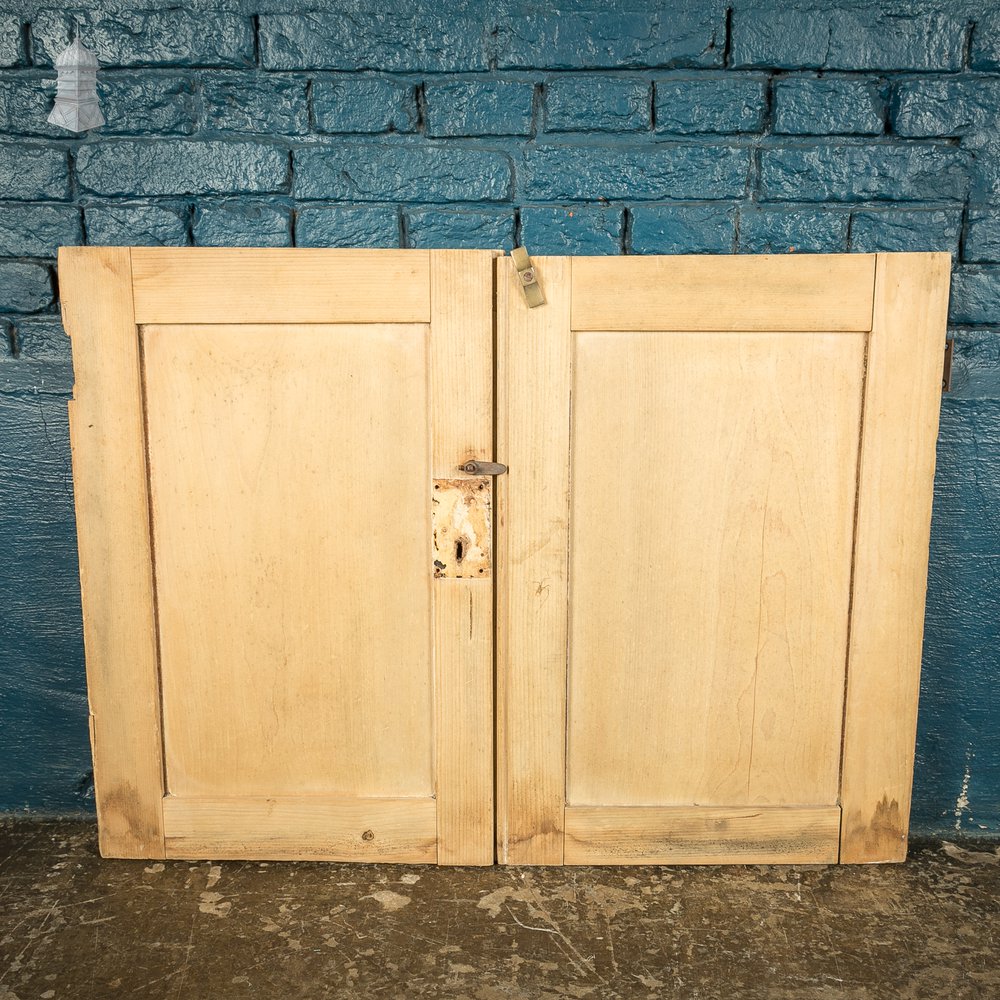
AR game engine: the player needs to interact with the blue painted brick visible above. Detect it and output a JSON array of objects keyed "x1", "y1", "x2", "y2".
[
  {"x1": 738, "y1": 207, "x2": 849, "y2": 253},
  {"x1": 773, "y1": 77, "x2": 884, "y2": 136},
  {"x1": 971, "y1": 12, "x2": 1000, "y2": 71},
  {"x1": 654, "y1": 74, "x2": 766, "y2": 134},
  {"x1": 496, "y1": 8, "x2": 724, "y2": 69},
  {"x1": 405, "y1": 208, "x2": 514, "y2": 250},
  {"x1": 0, "y1": 142, "x2": 68, "y2": 200},
  {"x1": 84, "y1": 203, "x2": 189, "y2": 246},
  {"x1": 8, "y1": 316, "x2": 66, "y2": 361},
  {"x1": 76, "y1": 141, "x2": 289, "y2": 197},
  {"x1": 2, "y1": 74, "x2": 192, "y2": 138},
  {"x1": 521, "y1": 144, "x2": 748, "y2": 202},
  {"x1": 0, "y1": 204, "x2": 81, "y2": 257},
  {"x1": 545, "y1": 77, "x2": 648, "y2": 133},
  {"x1": 630, "y1": 203, "x2": 735, "y2": 254},
  {"x1": 0, "y1": 262, "x2": 51, "y2": 313},
  {"x1": 519, "y1": 205, "x2": 622, "y2": 254},
  {"x1": 731, "y1": 9, "x2": 966, "y2": 71},
  {"x1": 312, "y1": 78, "x2": 417, "y2": 134},
  {"x1": 941, "y1": 331, "x2": 1000, "y2": 400},
  {"x1": 32, "y1": 10, "x2": 254, "y2": 68},
  {"x1": 760, "y1": 145, "x2": 969, "y2": 203},
  {"x1": 295, "y1": 145, "x2": 511, "y2": 203},
  {"x1": 99, "y1": 76, "x2": 197, "y2": 135},
  {"x1": 966, "y1": 208, "x2": 1000, "y2": 264},
  {"x1": 951, "y1": 267, "x2": 1000, "y2": 325},
  {"x1": 193, "y1": 202, "x2": 291, "y2": 247},
  {"x1": 425, "y1": 81, "x2": 533, "y2": 138},
  {"x1": 971, "y1": 136, "x2": 1000, "y2": 204},
  {"x1": 850, "y1": 209, "x2": 962, "y2": 255},
  {"x1": 203, "y1": 76, "x2": 308, "y2": 135},
  {"x1": 259, "y1": 12, "x2": 491, "y2": 72},
  {"x1": 893, "y1": 79, "x2": 1000, "y2": 139},
  {"x1": 0, "y1": 15, "x2": 22, "y2": 67},
  {"x1": 295, "y1": 205, "x2": 399, "y2": 248}
]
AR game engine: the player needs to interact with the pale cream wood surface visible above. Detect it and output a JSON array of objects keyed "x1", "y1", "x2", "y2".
[
  {"x1": 143, "y1": 323, "x2": 435, "y2": 799},
  {"x1": 130, "y1": 248, "x2": 430, "y2": 325},
  {"x1": 163, "y1": 795, "x2": 437, "y2": 862},
  {"x1": 58, "y1": 246, "x2": 165, "y2": 859},
  {"x1": 429, "y1": 250, "x2": 495, "y2": 478},
  {"x1": 840, "y1": 253, "x2": 950, "y2": 863},
  {"x1": 567, "y1": 330, "x2": 866, "y2": 808},
  {"x1": 572, "y1": 255, "x2": 876, "y2": 333},
  {"x1": 434, "y1": 581, "x2": 494, "y2": 865},
  {"x1": 564, "y1": 805, "x2": 841, "y2": 864},
  {"x1": 429, "y1": 250, "x2": 496, "y2": 865},
  {"x1": 495, "y1": 256, "x2": 572, "y2": 865}
]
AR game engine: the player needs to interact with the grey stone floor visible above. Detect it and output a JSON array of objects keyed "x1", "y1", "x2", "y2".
[{"x1": 0, "y1": 820, "x2": 998, "y2": 999}]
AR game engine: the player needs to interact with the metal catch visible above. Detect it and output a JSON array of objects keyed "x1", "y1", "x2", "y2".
[
  {"x1": 511, "y1": 246, "x2": 545, "y2": 308},
  {"x1": 460, "y1": 460, "x2": 508, "y2": 476}
]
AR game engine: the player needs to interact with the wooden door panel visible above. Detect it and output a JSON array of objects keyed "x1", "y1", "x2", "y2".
[
  {"x1": 62, "y1": 247, "x2": 496, "y2": 864},
  {"x1": 498, "y1": 252, "x2": 950, "y2": 865},
  {"x1": 144, "y1": 323, "x2": 434, "y2": 798},
  {"x1": 568, "y1": 330, "x2": 865, "y2": 808}
]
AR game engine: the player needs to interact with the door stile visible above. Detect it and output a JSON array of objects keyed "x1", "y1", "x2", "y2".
[
  {"x1": 59, "y1": 246, "x2": 166, "y2": 858},
  {"x1": 430, "y1": 250, "x2": 497, "y2": 864},
  {"x1": 495, "y1": 256, "x2": 573, "y2": 864},
  {"x1": 839, "y1": 252, "x2": 951, "y2": 863}
]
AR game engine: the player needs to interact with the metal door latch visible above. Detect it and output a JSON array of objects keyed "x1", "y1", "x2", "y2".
[
  {"x1": 460, "y1": 460, "x2": 508, "y2": 476},
  {"x1": 511, "y1": 246, "x2": 545, "y2": 308}
]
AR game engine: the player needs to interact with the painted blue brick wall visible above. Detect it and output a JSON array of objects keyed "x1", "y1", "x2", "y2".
[{"x1": 1, "y1": 0, "x2": 998, "y2": 837}]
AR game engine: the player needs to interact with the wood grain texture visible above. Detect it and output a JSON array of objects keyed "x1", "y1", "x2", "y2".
[
  {"x1": 58, "y1": 246, "x2": 165, "y2": 859},
  {"x1": 143, "y1": 323, "x2": 435, "y2": 799},
  {"x1": 495, "y1": 256, "x2": 572, "y2": 865},
  {"x1": 434, "y1": 581, "x2": 494, "y2": 865},
  {"x1": 572, "y1": 255, "x2": 876, "y2": 333},
  {"x1": 163, "y1": 796, "x2": 437, "y2": 862},
  {"x1": 567, "y1": 330, "x2": 866, "y2": 808},
  {"x1": 430, "y1": 250, "x2": 496, "y2": 865},
  {"x1": 130, "y1": 248, "x2": 430, "y2": 325},
  {"x1": 564, "y1": 805, "x2": 841, "y2": 864},
  {"x1": 840, "y1": 252, "x2": 951, "y2": 863}
]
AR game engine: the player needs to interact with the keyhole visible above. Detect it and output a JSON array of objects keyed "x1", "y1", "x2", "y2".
[{"x1": 455, "y1": 539, "x2": 465, "y2": 563}]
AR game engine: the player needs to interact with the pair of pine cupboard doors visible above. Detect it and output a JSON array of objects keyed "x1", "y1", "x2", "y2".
[{"x1": 60, "y1": 247, "x2": 950, "y2": 867}]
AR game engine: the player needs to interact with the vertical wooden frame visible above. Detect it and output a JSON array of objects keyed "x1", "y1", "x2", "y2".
[
  {"x1": 59, "y1": 247, "x2": 166, "y2": 858},
  {"x1": 840, "y1": 252, "x2": 951, "y2": 862},
  {"x1": 495, "y1": 256, "x2": 572, "y2": 864},
  {"x1": 430, "y1": 250, "x2": 496, "y2": 864}
]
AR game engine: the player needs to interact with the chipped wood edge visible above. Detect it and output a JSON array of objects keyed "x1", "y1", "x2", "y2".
[{"x1": 60, "y1": 246, "x2": 166, "y2": 859}]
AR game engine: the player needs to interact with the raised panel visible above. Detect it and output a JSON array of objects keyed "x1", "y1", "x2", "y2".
[
  {"x1": 567, "y1": 330, "x2": 866, "y2": 808},
  {"x1": 143, "y1": 323, "x2": 434, "y2": 799}
]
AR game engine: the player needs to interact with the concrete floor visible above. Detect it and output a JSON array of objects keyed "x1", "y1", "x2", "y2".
[{"x1": 0, "y1": 821, "x2": 998, "y2": 999}]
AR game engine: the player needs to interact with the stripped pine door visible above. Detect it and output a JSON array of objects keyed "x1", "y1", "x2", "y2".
[
  {"x1": 60, "y1": 247, "x2": 497, "y2": 864},
  {"x1": 63, "y1": 247, "x2": 948, "y2": 866},
  {"x1": 496, "y1": 253, "x2": 950, "y2": 865}
]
